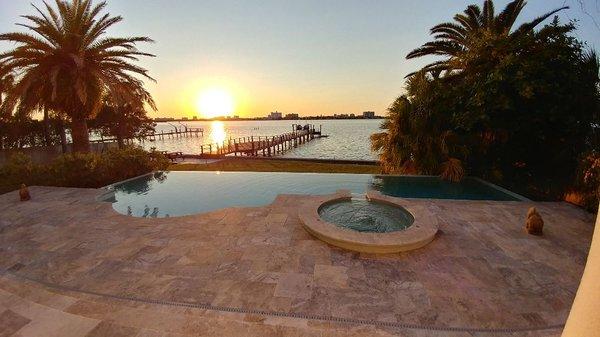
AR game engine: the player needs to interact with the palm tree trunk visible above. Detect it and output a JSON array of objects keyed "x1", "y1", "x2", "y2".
[
  {"x1": 57, "y1": 119, "x2": 68, "y2": 153},
  {"x1": 71, "y1": 117, "x2": 91, "y2": 153},
  {"x1": 42, "y1": 107, "x2": 51, "y2": 146},
  {"x1": 116, "y1": 134, "x2": 124, "y2": 149},
  {"x1": 117, "y1": 122, "x2": 126, "y2": 149}
]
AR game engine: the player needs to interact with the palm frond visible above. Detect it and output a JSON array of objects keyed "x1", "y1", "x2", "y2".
[
  {"x1": 516, "y1": 6, "x2": 569, "y2": 34},
  {"x1": 440, "y1": 158, "x2": 465, "y2": 182},
  {"x1": 407, "y1": 41, "x2": 463, "y2": 59},
  {"x1": 0, "y1": 32, "x2": 54, "y2": 52},
  {"x1": 482, "y1": 0, "x2": 495, "y2": 27},
  {"x1": 431, "y1": 22, "x2": 467, "y2": 37},
  {"x1": 404, "y1": 60, "x2": 453, "y2": 78},
  {"x1": 464, "y1": 5, "x2": 483, "y2": 28},
  {"x1": 495, "y1": 0, "x2": 526, "y2": 33}
]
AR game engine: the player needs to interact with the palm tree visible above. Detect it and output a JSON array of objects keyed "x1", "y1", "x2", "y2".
[
  {"x1": 371, "y1": 71, "x2": 468, "y2": 180},
  {"x1": 0, "y1": 0, "x2": 155, "y2": 152},
  {"x1": 371, "y1": 96, "x2": 415, "y2": 174},
  {"x1": 406, "y1": 0, "x2": 568, "y2": 75}
]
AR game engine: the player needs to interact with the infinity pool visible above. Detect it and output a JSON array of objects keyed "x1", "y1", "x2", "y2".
[{"x1": 105, "y1": 171, "x2": 526, "y2": 217}]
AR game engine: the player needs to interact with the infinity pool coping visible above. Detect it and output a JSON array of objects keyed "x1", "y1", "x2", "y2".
[{"x1": 298, "y1": 190, "x2": 438, "y2": 253}]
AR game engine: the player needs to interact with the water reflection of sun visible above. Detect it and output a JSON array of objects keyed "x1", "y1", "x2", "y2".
[{"x1": 210, "y1": 121, "x2": 227, "y2": 144}]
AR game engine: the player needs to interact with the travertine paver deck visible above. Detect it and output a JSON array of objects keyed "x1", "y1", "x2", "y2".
[{"x1": 0, "y1": 186, "x2": 595, "y2": 336}]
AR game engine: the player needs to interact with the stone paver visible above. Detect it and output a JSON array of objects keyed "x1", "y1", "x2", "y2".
[
  {"x1": 85, "y1": 321, "x2": 139, "y2": 337},
  {"x1": 0, "y1": 310, "x2": 30, "y2": 337},
  {"x1": 0, "y1": 186, "x2": 595, "y2": 336},
  {"x1": 314, "y1": 264, "x2": 349, "y2": 288},
  {"x1": 274, "y1": 273, "x2": 313, "y2": 299}
]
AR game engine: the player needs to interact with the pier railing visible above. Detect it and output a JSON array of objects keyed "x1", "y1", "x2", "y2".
[
  {"x1": 200, "y1": 131, "x2": 305, "y2": 157},
  {"x1": 199, "y1": 127, "x2": 321, "y2": 158}
]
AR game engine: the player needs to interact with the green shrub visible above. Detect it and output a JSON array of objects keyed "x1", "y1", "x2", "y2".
[
  {"x1": 0, "y1": 146, "x2": 170, "y2": 191},
  {"x1": 101, "y1": 147, "x2": 170, "y2": 182},
  {"x1": 0, "y1": 153, "x2": 43, "y2": 191},
  {"x1": 0, "y1": 152, "x2": 36, "y2": 183},
  {"x1": 49, "y1": 152, "x2": 105, "y2": 187}
]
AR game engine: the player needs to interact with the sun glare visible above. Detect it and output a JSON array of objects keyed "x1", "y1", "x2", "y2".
[
  {"x1": 197, "y1": 88, "x2": 235, "y2": 119},
  {"x1": 210, "y1": 121, "x2": 227, "y2": 144}
]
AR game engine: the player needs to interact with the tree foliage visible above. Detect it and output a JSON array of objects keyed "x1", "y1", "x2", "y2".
[
  {"x1": 406, "y1": 0, "x2": 568, "y2": 76},
  {"x1": 0, "y1": 0, "x2": 155, "y2": 152},
  {"x1": 91, "y1": 82, "x2": 156, "y2": 148},
  {"x1": 92, "y1": 101, "x2": 156, "y2": 149},
  {"x1": 0, "y1": 116, "x2": 65, "y2": 149},
  {"x1": 0, "y1": 64, "x2": 14, "y2": 109},
  {"x1": 371, "y1": 74, "x2": 468, "y2": 179},
  {"x1": 374, "y1": 0, "x2": 600, "y2": 201}
]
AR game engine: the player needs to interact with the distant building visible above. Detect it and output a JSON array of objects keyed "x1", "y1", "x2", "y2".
[
  {"x1": 182, "y1": 117, "x2": 189, "y2": 121},
  {"x1": 363, "y1": 111, "x2": 376, "y2": 118},
  {"x1": 192, "y1": 116, "x2": 198, "y2": 120},
  {"x1": 154, "y1": 117, "x2": 175, "y2": 122},
  {"x1": 269, "y1": 111, "x2": 283, "y2": 120},
  {"x1": 285, "y1": 113, "x2": 299, "y2": 120}
]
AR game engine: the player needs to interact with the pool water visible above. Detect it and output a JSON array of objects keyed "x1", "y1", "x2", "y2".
[
  {"x1": 105, "y1": 171, "x2": 524, "y2": 218},
  {"x1": 319, "y1": 199, "x2": 414, "y2": 233}
]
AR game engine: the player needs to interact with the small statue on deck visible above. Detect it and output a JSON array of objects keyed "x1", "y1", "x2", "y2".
[
  {"x1": 19, "y1": 184, "x2": 31, "y2": 201},
  {"x1": 525, "y1": 207, "x2": 544, "y2": 236}
]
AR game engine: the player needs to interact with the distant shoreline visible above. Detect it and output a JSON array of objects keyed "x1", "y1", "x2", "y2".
[{"x1": 154, "y1": 116, "x2": 385, "y2": 123}]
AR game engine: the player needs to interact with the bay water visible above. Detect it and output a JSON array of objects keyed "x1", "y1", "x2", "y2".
[{"x1": 142, "y1": 119, "x2": 382, "y2": 160}]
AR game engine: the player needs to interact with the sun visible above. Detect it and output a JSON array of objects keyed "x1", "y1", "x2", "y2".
[{"x1": 196, "y1": 88, "x2": 235, "y2": 119}]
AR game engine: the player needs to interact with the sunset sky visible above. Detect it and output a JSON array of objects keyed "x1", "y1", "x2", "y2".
[{"x1": 1, "y1": 0, "x2": 599, "y2": 118}]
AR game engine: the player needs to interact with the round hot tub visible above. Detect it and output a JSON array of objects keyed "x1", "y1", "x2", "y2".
[
  {"x1": 299, "y1": 190, "x2": 438, "y2": 253},
  {"x1": 318, "y1": 198, "x2": 414, "y2": 233}
]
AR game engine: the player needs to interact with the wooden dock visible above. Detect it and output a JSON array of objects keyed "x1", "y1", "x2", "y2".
[
  {"x1": 198, "y1": 125, "x2": 322, "y2": 158},
  {"x1": 90, "y1": 127, "x2": 204, "y2": 144}
]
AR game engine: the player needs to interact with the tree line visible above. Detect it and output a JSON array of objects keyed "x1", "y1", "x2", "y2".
[{"x1": 372, "y1": 0, "x2": 599, "y2": 208}]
